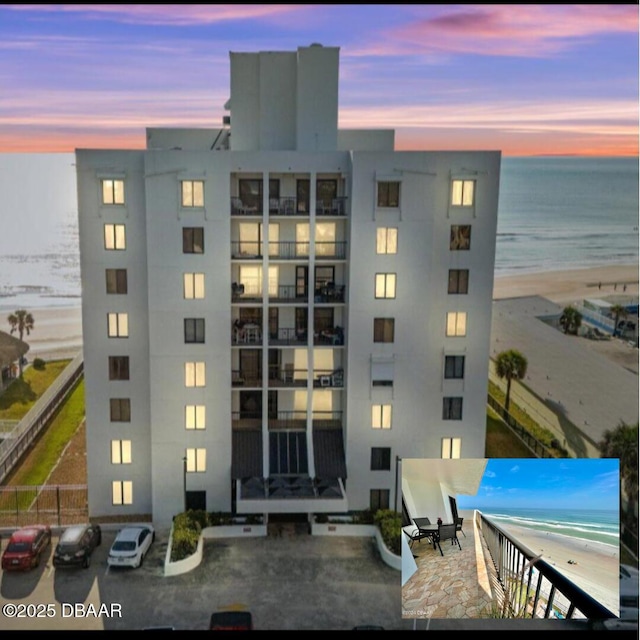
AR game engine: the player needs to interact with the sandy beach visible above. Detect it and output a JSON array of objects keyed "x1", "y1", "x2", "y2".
[
  {"x1": 497, "y1": 521, "x2": 620, "y2": 617},
  {"x1": 1, "y1": 263, "x2": 637, "y2": 363}
]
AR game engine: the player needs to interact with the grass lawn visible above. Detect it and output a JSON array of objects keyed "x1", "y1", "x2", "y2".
[
  {"x1": 485, "y1": 407, "x2": 537, "y2": 458},
  {"x1": 3, "y1": 378, "x2": 85, "y2": 490},
  {"x1": 0, "y1": 360, "x2": 72, "y2": 421}
]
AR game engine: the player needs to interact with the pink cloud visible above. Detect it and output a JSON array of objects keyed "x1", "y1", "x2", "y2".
[
  {"x1": 390, "y1": 5, "x2": 639, "y2": 57},
  {"x1": 4, "y1": 4, "x2": 307, "y2": 26}
]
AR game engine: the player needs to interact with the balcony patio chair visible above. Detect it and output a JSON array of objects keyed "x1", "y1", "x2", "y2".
[
  {"x1": 403, "y1": 520, "x2": 434, "y2": 551},
  {"x1": 455, "y1": 516, "x2": 466, "y2": 537},
  {"x1": 435, "y1": 523, "x2": 462, "y2": 556}
]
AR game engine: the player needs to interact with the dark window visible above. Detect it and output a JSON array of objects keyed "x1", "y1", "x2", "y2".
[
  {"x1": 314, "y1": 307, "x2": 334, "y2": 333},
  {"x1": 106, "y1": 269, "x2": 128, "y2": 294},
  {"x1": 377, "y1": 182, "x2": 400, "y2": 207},
  {"x1": 448, "y1": 269, "x2": 469, "y2": 294},
  {"x1": 269, "y1": 431, "x2": 308, "y2": 475},
  {"x1": 443, "y1": 397, "x2": 463, "y2": 420},
  {"x1": 450, "y1": 225, "x2": 471, "y2": 251},
  {"x1": 183, "y1": 227, "x2": 204, "y2": 254},
  {"x1": 370, "y1": 447, "x2": 391, "y2": 471},
  {"x1": 109, "y1": 356, "x2": 129, "y2": 381},
  {"x1": 370, "y1": 489, "x2": 390, "y2": 511},
  {"x1": 110, "y1": 398, "x2": 131, "y2": 422},
  {"x1": 239, "y1": 179, "x2": 263, "y2": 213},
  {"x1": 184, "y1": 318, "x2": 205, "y2": 343},
  {"x1": 444, "y1": 356, "x2": 465, "y2": 380},
  {"x1": 316, "y1": 179, "x2": 337, "y2": 209},
  {"x1": 373, "y1": 318, "x2": 395, "y2": 343},
  {"x1": 296, "y1": 179, "x2": 310, "y2": 214}
]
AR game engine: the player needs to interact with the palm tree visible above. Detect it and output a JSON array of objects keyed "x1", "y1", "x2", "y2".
[
  {"x1": 7, "y1": 309, "x2": 34, "y2": 376},
  {"x1": 559, "y1": 306, "x2": 582, "y2": 335},
  {"x1": 599, "y1": 421, "x2": 639, "y2": 521},
  {"x1": 609, "y1": 304, "x2": 628, "y2": 336},
  {"x1": 494, "y1": 349, "x2": 528, "y2": 414}
]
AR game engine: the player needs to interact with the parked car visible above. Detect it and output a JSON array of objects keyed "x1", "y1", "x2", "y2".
[
  {"x1": 620, "y1": 564, "x2": 639, "y2": 621},
  {"x1": 1, "y1": 524, "x2": 52, "y2": 571},
  {"x1": 107, "y1": 525, "x2": 155, "y2": 569},
  {"x1": 53, "y1": 523, "x2": 102, "y2": 569}
]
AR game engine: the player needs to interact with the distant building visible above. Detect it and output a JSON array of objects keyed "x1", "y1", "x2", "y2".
[
  {"x1": 0, "y1": 329, "x2": 29, "y2": 388},
  {"x1": 76, "y1": 44, "x2": 501, "y2": 527}
]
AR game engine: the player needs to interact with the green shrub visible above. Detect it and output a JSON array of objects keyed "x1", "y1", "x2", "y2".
[
  {"x1": 374, "y1": 509, "x2": 401, "y2": 556},
  {"x1": 352, "y1": 509, "x2": 375, "y2": 524},
  {"x1": 170, "y1": 512, "x2": 203, "y2": 562},
  {"x1": 208, "y1": 511, "x2": 233, "y2": 526},
  {"x1": 32, "y1": 358, "x2": 46, "y2": 371}
]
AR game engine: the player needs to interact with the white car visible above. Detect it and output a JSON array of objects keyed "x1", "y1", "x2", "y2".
[
  {"x1": 620, "y1": 564, "x2": 639, "y2": 621},
  {"x1": 107, "y1": 525, "x2": 155, "y2": 569}
]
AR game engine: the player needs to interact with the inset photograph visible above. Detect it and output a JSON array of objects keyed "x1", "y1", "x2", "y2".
[{"x1": 401, "y1": 458, "x2": 620, "y2": 621}]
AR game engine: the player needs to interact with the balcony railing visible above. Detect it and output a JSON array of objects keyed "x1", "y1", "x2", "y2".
[
  {"x1": 269, "y1": 327, "x2": 308, "y2": 346},
  {"x1": 230, "y1": 197, "x2": 262, "y2": 216},
  {"x1": 312, "y1": 411, "x2": 343, "y2": 428},
  {"x1": 314, "y1": 282, "x2": 345, "y2": 303},
  {"x1": 269, "y1": 197, "x2": 300, "y2": 216},
  {"x1": 315, "y1": 196, "x2": 347, "y2": 216},
  {"x1": 478, "y1": 512, "x2": 617, "y2": 620},
  {"x1": 316, "y1": 242, "x2": 347, "y2": 260},
  {"x1": 272, "y1": 285, "x2": 307, "y2": 303},
  {"x1": 268, "y1": 366, "x2": 308, "y2": 387},
  {"x1": 231, "y1": 241, "x2": 345, "y2": 260},
  {"x1": 312, "y1": 368, "x2": 344, "y2": 388},
  {"x1": 231, "y1": 370, "x2": 262, "y2": 387},
  {"x1": 267, "y1": 411, "x2": 307, "y2": 429}
]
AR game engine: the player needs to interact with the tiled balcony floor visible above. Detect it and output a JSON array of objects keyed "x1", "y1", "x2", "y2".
[{"x1": 402, "y1": 520, "x2": 500, "y2": 619}]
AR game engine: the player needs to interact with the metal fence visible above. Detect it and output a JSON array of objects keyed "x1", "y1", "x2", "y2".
[
  {"x1": 0, "y1": 352, "x2": 84, "y2": 484},
  {"x1": 0, "y1": 484, "x2": 88, "y2": 528}
]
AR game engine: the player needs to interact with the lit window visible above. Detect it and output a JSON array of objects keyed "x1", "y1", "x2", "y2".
[
  {"x1": 370, "y1": 489, "x2": 390, "y2": 511},
  {"x1": 107, "y1": 312, "x2": 129, "y2": 338},
  {"x1": 376, "y1": 227, "x2": 398, "y2": 254},
  {"x1": 443, "y1": 397, "x2": 463, "y2": 420},
  {"x1": 377, "y1": 182, "x2": 400, "y2": 208},
  {"x1": 372, "y1": 404, "x2": 392, "y2": 429},
  {"x1": 315, "y1": 222, "x2": 337, "y2": 257},
  {"x1": 184, "y1": 273, "x2": 205, "y2": 299},
  {"x1": 185, "y1": 361, "x2": 205, "y2": 387},
  {"x1": 451, "y1": 179, "x2": 475, "y2": 206},
  {"x1": 373, "y1": 318, "x2": 394, "y2": 343},
  {"x1": 186, "y1": 448, "x2": 206, "y2": 472},
  {"x1": 108, "y1": 356, "x2": 129, "y2": 380},
  {"x1": 238, "y1": 265, "x2": 278, "y2": 298},
  {"x1": 448, "y1": 269, "x2": 469, "y2": 294},
  {"x1": 110, "y1": 398, "x2": 131, "y2": 422},
  {"x1": 104, "y1": 224, "x2": 126, "y2": 250},
  {"x1": 371, "y1": 447, "x2": 391, "y2": 471},
  {"x1": 102, "y1": 179, "x2": 124, "y2": 205},
  {"x1": 111, "y1": 440, "x2": 132, "y2": 464},
  {"x1": 184, "y1": 318, "x2": 205, "y2": 344},
  {"x1": 182, "y1": 180, "x2": 204, "y2": 207},
  {"x1": 185, "y1": 405, "x2": 205, "y2": 430},
  {"x1": 375, "y1": 273, "x2": 396, "y2": 299},
  {"x1": 183, "y1": 227, "x2": 204, "y2": 253},
  {"x1": 106, "y1": 269, "x2": 127, "y2": 294},
  {"x1": 442, "y1": 437, "x2": 462, "y2": 459},
  {"x1": 444, "y1": 355, "x2": 465, "y2": 379},
  {"x1": 446, "y1": 312, "x2": 467, "y2": 337},
  {"x1": 112, "y1": 480, "x2": 133, "y2": 505}
]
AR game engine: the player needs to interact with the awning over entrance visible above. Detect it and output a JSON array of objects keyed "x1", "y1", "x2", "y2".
[{"x1": 231, "y1": 430, "x2": 262, "y2": 479}]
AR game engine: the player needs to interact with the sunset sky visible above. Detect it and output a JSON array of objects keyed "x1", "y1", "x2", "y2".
[{"x1": 1, "y1": 4, "x2": 638, "y2": 156}]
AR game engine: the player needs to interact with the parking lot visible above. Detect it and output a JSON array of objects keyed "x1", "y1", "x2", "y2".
[{"x1": 0, "y1": 525, "x2": 410, "y2": 630}]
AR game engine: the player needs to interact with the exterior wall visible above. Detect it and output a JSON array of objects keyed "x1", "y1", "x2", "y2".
[
  {"x1": 146, "y1": 128, "x2": 228, "y2": 151},
  {"x1": 345, "y1": 151, "x2": 500, "y2": 511},
  {"x1": 337, "y1": 130, "x2": 395, "y2": 152},
  {"x1": 76, "y1": 149, "x2": 152, "y2": 519}
]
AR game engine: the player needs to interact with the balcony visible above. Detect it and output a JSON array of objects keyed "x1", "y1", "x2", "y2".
[
  {"x1": 314, "y1": 282, "x2": 346, "y2": 304},
  {"x1": 312, "y1": 368, "x2": 344, "y2": 388},
  {"x1": 269, "y1": 327, "x2": 308, "y2": 346},
  {"x1": 231, "y1": 370, "x2": 262, "y2": 388},
  {"x1": 403, "y1": 510, "x2": 618, "y2": 621},
  {"x1": 269, "y1": 197, "x2": 301, "y2": 216},
  {"x1": 231, "y1": 196, "x2": 262, "y2": 216},
  {"x1": 268, "y1": 365, "x2": 308, "y2": 388},
  {"x1": 315, "y1": 196, "x2": 348, "y2": 216}
]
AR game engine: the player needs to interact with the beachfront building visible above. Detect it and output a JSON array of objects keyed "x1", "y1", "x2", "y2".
[{"x1": 76, "y1": 44, "x2": 501, "y2": 527}]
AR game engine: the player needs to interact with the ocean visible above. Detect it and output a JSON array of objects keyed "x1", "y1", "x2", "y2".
[
  {"x1": 0, "y1": 154, "x2": 638, "y2": 311},
  {"x1": 478, "y1": 506, "x2": 619, "y2": 550}
]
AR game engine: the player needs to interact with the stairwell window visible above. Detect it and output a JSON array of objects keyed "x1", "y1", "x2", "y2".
[
  {"x1": 450, "y1": 225, "x2": 471, "y2": 250},
  {"x1": 370, "y1": 489, "x2": 390, "y2": 511},
  {"x1": 444, "y1": 355, "x2": 465, "y2": 379},
  {"x1": 183, "y1": 227, "x2": 204, "y2": 253},
  {"x1": 442, "y1": 437, "x2": 462, "y2": 459},
  {"x1": 110, "y1": 398, "x2": 131, "y2": 422},
  {"x1": 111, "y1": 440, "x2": 132, "y2": 464},
  {"x1": 102, "y1": 179, "x2": 124, "y2": 205},
  {"x1": 112, "y1": 481, "x2": 133, "y2": 505},
  {"x1": 373, "y1": 318, "x2": 395, "y2": 343},
  {"x1": 108, "y1": 356, "x2": 129, "y2": 380},
  {"x1": 106, "y1": 269, "x2": 128, "y2": 294},
  {"x1": 448, "y1": 269, "x2": 469, "y2": 294},
  {"x1": 184, "y1": 273, "x2": 205, "y2": 299},
  {"x1": 371, "y1": 447, "x2": 391, "y2": 471},
  {"x1": 451, "y1": 179, "x2": 475, "y2": 206},
  {"x1": 184, "y1": 318, "x2": 205, "y2": 344},
  {"x1": 181, "y1": 180, "x2": 204, "y2": 208}
]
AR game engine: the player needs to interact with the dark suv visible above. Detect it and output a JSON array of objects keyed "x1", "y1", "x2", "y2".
[{"x1": 53, "y1": 524, "x2": 102, "y2": 569}]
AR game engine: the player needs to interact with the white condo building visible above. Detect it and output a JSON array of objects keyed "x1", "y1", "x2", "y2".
[{"x1": 76, "y1": 44, "x2": 501, "y2": 527}]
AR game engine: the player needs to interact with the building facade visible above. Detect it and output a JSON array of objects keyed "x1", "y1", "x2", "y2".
[{"x1": 76, "y1": 44, "x2": 501, "y2": 527}]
